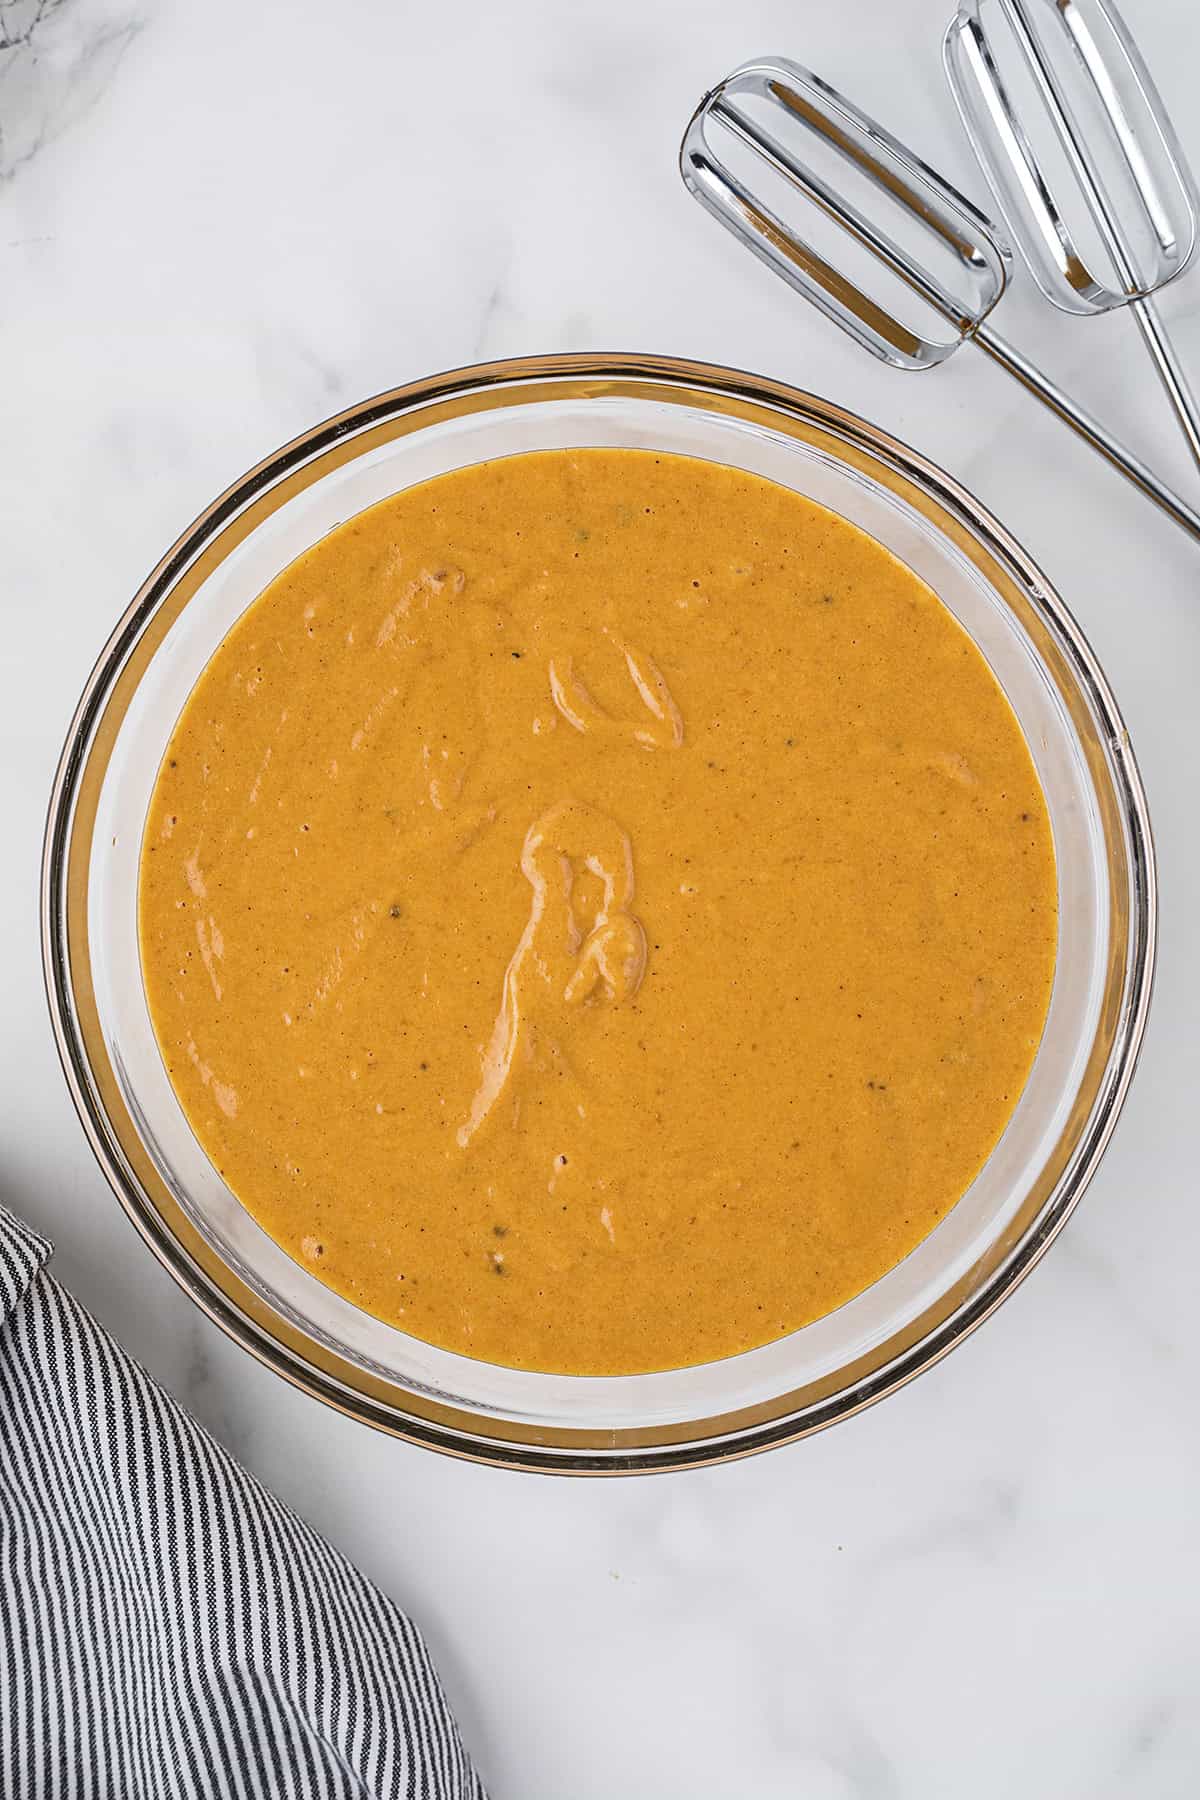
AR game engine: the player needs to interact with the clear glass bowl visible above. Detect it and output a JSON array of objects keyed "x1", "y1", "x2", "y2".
[{"x1": 41, "y1": 355, "x2": 1155, "y2": 1474}]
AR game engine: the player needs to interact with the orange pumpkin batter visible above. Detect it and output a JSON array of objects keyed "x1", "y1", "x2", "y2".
[{"x1": 138, "y1": 449, "x2": 1056, "y2": 1374}]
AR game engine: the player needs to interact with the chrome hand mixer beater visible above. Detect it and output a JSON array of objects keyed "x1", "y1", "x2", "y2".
[{"x1": 680, "y1": 0, "x2": 1200, "y2": 543}]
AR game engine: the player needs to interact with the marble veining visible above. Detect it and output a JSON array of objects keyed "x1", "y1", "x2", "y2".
[
  {"x1": 0, "y1": 0, "x2": 141, "y2": 182},
  {"x1": 3, "y1": 0, "x2": 1199, "y2": 1795}
]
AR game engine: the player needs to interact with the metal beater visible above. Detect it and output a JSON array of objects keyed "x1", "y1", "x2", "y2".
[
  {"x1": 945, "y1": 0, "x2": 1200, "y2": 469},
  {"x1": 679, "y1": 55, "x2": 1200, "y2": 544}
]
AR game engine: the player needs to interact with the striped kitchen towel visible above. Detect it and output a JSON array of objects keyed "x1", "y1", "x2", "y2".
[{"x1": 0, "y1": 1203, "x2": 487, "y2": 1800}]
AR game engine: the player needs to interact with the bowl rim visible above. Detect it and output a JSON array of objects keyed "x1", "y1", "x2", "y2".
[{"x1": 40, "y1": 351, "x2": 1157, "y2": 1473}]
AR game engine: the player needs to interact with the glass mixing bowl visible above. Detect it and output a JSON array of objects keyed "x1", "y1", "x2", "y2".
[{"x1": 42, "y1": 355, "x2": 1154, "y2": 1473}]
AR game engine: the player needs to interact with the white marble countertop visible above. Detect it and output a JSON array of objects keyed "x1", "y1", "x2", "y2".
[{"x1": 4, "y1": 0, "x2": 1199, "y2": 1792}]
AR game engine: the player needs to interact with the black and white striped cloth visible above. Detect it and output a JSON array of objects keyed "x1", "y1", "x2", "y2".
[{"x1": 0, "y1": 1204, "x2": 487, "y2": 1799}]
